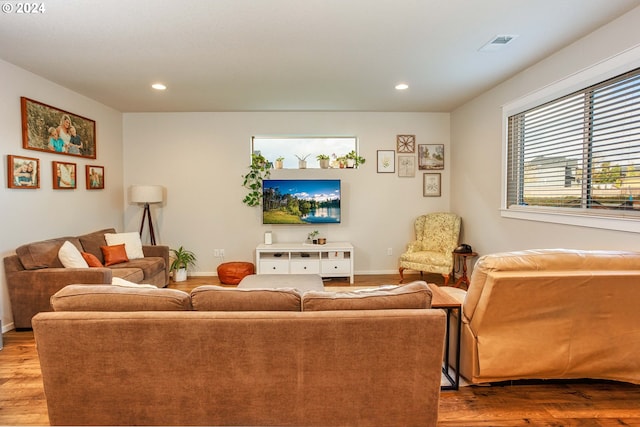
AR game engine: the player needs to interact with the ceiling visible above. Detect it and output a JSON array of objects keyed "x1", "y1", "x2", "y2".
[{"x1": 0, "y1": 0, "x2": 637, "y2": 113}]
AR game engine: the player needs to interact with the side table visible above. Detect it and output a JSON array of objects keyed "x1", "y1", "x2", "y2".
[
  {"x1": 452, "y1": 251, "x2": 478, "y2": 289},
  {"x1": 428, "y1": 283, "x2": 462, "y2": 390}
]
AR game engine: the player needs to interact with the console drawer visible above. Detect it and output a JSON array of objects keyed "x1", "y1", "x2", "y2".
[
  {"x1": 259, "y1": 260, "x2": 289, "y2": 274},
  {"x1": 321, "y1": 260, "x2": 350, "y2": 274}
]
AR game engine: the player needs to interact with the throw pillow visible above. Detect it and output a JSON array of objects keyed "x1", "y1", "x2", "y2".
[
  {"x1": 104, "y1": 232, "x2": 144, "y2": 259},
  {"x1": 58, "y1": 240, "x2": 89, "y2": 268},
  {"x1": 101, "y1": 244, "x2": 129, "y2": 266},
  {"x1": 81, "y1": 251, "x2": 103, "y2": 267}
]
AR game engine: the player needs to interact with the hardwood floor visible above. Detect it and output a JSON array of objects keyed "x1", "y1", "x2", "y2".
[{"x1": 2, "y1": 274, "x2": 640, "y2": 426}]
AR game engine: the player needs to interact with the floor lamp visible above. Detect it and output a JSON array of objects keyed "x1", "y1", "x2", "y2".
[{"x1": 131, "y1": 185, "x2": 163, "y2": 245}]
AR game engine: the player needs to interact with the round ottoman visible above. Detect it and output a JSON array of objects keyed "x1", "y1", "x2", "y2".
[{"x1": 217, "y1": 261, "x2": 255, "y2": 285}]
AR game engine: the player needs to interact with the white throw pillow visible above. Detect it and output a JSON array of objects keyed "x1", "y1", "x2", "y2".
[
  {"x1": 111, "y1": 277, "x2": 157, "y2": 289},
  {"x1": 58, "y1": 240, "x2": 89, "y2": 268},
  {"x1": 105, "y1": 232, "x2": 144, "y2": 259}
]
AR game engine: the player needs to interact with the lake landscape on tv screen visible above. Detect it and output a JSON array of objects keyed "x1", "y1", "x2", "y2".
[{"x1": 263, "y1": 179, "x2": 341, "y2": 224}]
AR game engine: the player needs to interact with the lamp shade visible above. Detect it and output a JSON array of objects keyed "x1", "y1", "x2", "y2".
[{"x1": 131, "y1": 185, "x2": 163, "y2": 204}]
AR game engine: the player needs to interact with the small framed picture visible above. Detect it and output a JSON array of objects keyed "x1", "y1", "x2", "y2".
[
  {"x1": 423, "y1": 173, "x2": 441, "y2": 197},
  {"x1": 7, "y1": 155, "x2": 40, "y2": 189},
  {"x1": 86, "y1": 165, "x2": 104, "y2": 189},
  {"x1": 377, "y1": 150, "x2": 395, "y2": 173},
  {"x1": 397, "y1": 135, "x2": 415, "y2": 153},
  {"x1": 52, "y1": 161, "x2": 77, "y2": 189},
  {"x1": 398, "y1": 155, "x2": 416, "y2": 177},
  {"x1": 418, "y1": 144, "x2": 444, "y2": 170}
]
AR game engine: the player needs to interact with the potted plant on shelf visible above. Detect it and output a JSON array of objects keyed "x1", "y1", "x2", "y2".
[
  {"x1": 170, "y1": 246, "x2": 197, "y2": 282},
  {"x1": 316, "y1": 154, "x2": 330, "y2": 169},
  {"x1": 307, "y1": 230, "x2": 319, "y2": 244},
  {"x1": 274, "y1": 156, "x2": 285, "y2": 169},
  {"x1": 296, "y1": 154, "x2": 310, "y2": 169},
  {"x1": 241, "y1": 153, "x2": 271, "y2": 206},
  {"x1": 345, "y1": 150, "x2": 366, "y2": 168}
]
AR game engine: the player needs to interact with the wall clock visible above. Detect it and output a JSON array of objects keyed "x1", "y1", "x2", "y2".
[{"x1": 397, "y1": 135, "x2": 415, "y2": 153}]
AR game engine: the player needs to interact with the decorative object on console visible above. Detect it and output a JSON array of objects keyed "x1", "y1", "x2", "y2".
[
  {"x1": 264, "y1": 231, "x2": 273, "y2": 245},
  {"x1": 130, "y1": 185, "x2": 164, "y2": 245},
  {"x1": 7, "y1": 154, "x2": 39, "y2": 189},
  {"x1": 377, "y1": 150, "x2": 395, "y2": 173},
  {"x1": 241, "y1": 153, "x2": 271, "y2": 207},
  {"x1": 170, "y1": 246, "x2": 197, "y2": 282}
]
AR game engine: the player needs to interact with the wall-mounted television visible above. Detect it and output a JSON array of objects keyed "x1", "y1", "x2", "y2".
[{"x1": 262, "y1": 179, "x2": 341, "y2": 224}]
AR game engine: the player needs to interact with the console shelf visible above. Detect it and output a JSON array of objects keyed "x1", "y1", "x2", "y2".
[{"x1": 255, "y1": 242, "x2": 354, "y2": 284}]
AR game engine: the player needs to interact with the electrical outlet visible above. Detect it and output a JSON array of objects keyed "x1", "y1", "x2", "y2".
[
  {"x1": 213, "y1": 249, "x2": 220, "y2": 257},
  {"x1": 220, "y1": 249, "x2": 225, "y2": 257},
  {"x1": 387, "y1": 247, "x2": 393, "y2": 256}
]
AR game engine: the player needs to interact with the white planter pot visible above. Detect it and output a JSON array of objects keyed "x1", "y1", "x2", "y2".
[
  {"x1": 298, "y1": 160, "x2": 307, "y2": 169},
  {"x1": 174, "y1": 268, "x2": 187, "y2": 282}
]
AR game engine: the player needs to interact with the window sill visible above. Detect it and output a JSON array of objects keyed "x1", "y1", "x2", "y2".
[{"x1": 500, "y1": 206, "x2": 640, "y2": 234}]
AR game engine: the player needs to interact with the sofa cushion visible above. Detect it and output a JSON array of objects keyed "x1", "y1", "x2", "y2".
[
  {"x1": 108, "y1": 257, "x2": 165, "y2": 280},
  {"x1": 51, "y1": 284, "x2": 191, "y2": 311},
  {"x1": 78, "y1": 228, "x2": 116, "y2": 264},
  {"x1": 81, "y1": 252, "x2": 103, "y2": 267},
  {"x1": 101, "y1": 244, "x2": 129, "y2": 266},
  {"x1": 302, "y1": 281, "x2": 432, "y2": 311},
  {"x1": 16, "y1": 237, "x2": 80, "y2": 270},
  {"x1": 105, "y1": 232, "x2": 144, "y2": 260},
  {"x1": 58, "y1": 241, "x2": 89, "y2": 268},
  {"x1": 191, "y1": 285, "x2": 301, "y2": 311}
]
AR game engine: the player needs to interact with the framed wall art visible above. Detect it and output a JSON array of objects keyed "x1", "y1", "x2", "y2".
[
  {"x1": 396, "y1": 135, "x2": 415, "y2": 153},
  {"x1": 7, "y1": 155, "x2": 40, "y2": 189},
  {"x1": 21, "y1": 97, "x2": 96, "y2": 159},
  {"x1": 418, "y1": 144, "x2": 444, "y2": 170},
  {"x1": 86, "y1": 165, "x2": 105, "y2": 189},
  {"x1": 398, "y1": 155, "x2": 416, "y2": 177},
  {"x1": 52, "y1": 161, "x2": 77, "y2": 189},
  {"x1": 377, "y1": 150, "x2": 395, "y2": 173},
  {"x1": 423, "y1": 173, "x2": 441, "y2": 197}
]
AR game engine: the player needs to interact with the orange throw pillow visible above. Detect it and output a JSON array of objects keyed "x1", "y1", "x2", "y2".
[
  {"x1": 100, "y1": 244, "x2": 129, "y2": 266},
  {"x1": 81, "y1": 252, "x2": 103, "y2": 267}
]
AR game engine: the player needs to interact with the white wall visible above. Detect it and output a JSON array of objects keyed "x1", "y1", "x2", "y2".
[
  {"x1": 451, "y1": 7, "x2": 640, "y2": 258},
  {"x1": 123, "y1": 112, "x2": 450, "y2": 276},
  {"x1": 0, "y1": 60, "x2": 124, "y2": 331}
]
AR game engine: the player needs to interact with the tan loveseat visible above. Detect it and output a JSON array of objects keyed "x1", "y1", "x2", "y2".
[
  {"x1": 4, "y1": 228, "x2": 169, "y2": 328},
  {"x1": 33, "y1": 282, "x2": 446, "y2": 426},
  {"x1": 442, "y1": 249, "x2": 640, "y2": 385}
]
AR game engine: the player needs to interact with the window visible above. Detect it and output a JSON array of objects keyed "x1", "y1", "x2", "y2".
[
  {"x1": 252, "y1": 136, "x2": 359, "y2": 169},
  {"x1": 506, "y1": 67, "x2": 640, "y2": 223}
]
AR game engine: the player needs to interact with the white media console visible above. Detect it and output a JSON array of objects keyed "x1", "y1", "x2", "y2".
[{"x1": 255, "y1": 242, "x2": 354, "y2": 284}]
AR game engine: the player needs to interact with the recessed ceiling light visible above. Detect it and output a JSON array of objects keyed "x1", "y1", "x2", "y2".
[
  {"x1": 479, "y1": 35, "x2": 519, "y2": 52},
  {"x1": 151, "y1": 83, "x2": 167, "y2": 90},
  {"x1": 395, "y1": 83, "x2": 409, "y2": 90}
]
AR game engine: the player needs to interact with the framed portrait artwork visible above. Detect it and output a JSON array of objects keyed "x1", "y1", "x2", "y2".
[
  {"x1": 86, "y1": 165, "x2": 105, "y2": 189},
  {"x1": 377, "y1": 150, "x2": 395, "y2": 173},
  {"x1": 398, "y1": 155, "x2": 416, "y2": 177},
  {"x1": 52, "y1": 161, "x2": 77, "y2": 189},
  {"x1": 7, "y1": 155, "x2": 40, "y2": 189},
  {"x1": 418, "y1": 144, "x2": 444, "y2": 170},
  {"x1": 423, "y1": 173, "x2": 441, "y2": 197},
  {"x1": 21, "y1": 97, "x2": 96, "y2": 159}
]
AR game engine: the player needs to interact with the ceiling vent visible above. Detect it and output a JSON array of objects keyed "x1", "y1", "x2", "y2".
[{"x1": 479, "y1": 35, "x2": 519, "y2": 52}]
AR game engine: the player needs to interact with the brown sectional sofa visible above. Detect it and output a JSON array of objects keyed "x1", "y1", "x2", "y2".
[
  {"x1": 4, "y1": 228, "x2": 169, "y2": 328},
  {"x1": 33, "y1": 281, "x2": 446, "y2": 426},
  {"x1": 441, "y1": 249, "x2": 640, "y2": 385}
]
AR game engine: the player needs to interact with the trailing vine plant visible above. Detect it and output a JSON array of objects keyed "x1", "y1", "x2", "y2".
[{"x1": 241, "y1": 153, "x2": 271, "y2": 206}]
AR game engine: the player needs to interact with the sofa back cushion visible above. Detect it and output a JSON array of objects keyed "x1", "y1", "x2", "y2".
[
  {"x1": 16, "y1": 237, "x2": 81, "y2": 270},
  {"x1": 302, "y1": 281, "x2": 432, "y2": 311},
  {"x1": 51, "y1": 284, "x2": 192, "y2": 311},
  {"x1": 77, "y1": 228, "x2": 116, "y2": 264},
  {"x1": 191, "y1": 285, "x2": 301, "y2": 311}
]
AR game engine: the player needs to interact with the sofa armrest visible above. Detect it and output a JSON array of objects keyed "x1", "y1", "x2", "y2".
[{"x1": 142, "y1": 245, "x2": 170, "y2": 285}]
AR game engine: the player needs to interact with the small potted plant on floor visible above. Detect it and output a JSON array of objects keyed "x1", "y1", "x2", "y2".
[{"x1": 170, "y1": 246, "x2": 197, "y2": 282}]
